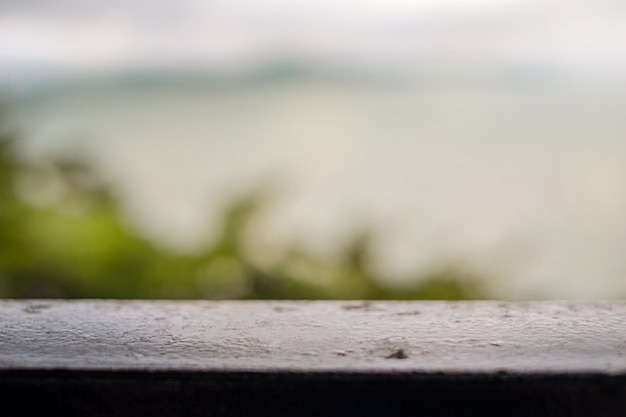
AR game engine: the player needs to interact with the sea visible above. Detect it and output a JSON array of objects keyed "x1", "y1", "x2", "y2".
[{"x1": 10, "y1": 74, "x2": 626, "y2": 299}]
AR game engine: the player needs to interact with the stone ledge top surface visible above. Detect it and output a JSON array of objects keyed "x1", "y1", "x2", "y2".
[{"x1": 1, "y1": 300, "x2": 625, "y2": 374}]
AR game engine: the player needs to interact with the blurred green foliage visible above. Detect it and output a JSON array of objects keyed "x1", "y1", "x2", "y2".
[{"x1": 0, "y1": 106, "x2": 486, "y2": 300}]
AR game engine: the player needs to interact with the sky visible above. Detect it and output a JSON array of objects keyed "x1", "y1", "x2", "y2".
[{"x1": 2, "y1": 0, "x2": 626, "y2": 87}]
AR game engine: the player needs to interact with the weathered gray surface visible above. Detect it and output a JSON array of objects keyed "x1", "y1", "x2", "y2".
[{"x1": 1, "y1": 300, "x2": 625, "y2": 374}]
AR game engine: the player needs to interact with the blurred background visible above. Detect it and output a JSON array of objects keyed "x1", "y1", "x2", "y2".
[{"x1": 1, "y1": 0, "x2": 626, "y2": 300}]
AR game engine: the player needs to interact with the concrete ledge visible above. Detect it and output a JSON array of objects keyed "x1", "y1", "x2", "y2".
[{"x1": 2, "y1": 300, "x2": 626, "y2": 416}]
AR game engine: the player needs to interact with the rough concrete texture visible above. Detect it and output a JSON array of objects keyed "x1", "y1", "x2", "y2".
[{"x1": 1, "y1": 300, "x2": 625, "y2": 374}]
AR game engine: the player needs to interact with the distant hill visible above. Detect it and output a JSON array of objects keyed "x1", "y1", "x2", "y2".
[
  {"x1": 4, "y1": 59, "x2": 561, "y2": 107},
  {"x1": 8, "y1": 61, "x2": 409, "y2": 104}
]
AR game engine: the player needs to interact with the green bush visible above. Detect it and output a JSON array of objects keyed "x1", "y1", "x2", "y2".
[{"x1": 0, "y1": 106, "x2": 486, "y2": 300}]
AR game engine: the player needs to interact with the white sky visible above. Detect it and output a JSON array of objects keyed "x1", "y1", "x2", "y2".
[{"x1": 1, "y1": 0, "x2": 626, "y2": 84}]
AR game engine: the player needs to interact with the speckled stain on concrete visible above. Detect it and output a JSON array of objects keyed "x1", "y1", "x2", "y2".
[{"x1": 1, "y1": 300, "x2": 625, "y2": 374}]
